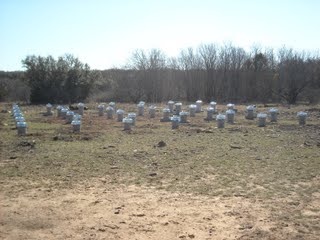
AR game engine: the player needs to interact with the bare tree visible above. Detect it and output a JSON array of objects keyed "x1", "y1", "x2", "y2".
[
  {"x1": 276, "y1": 48, "x2": 311, "y2": 104},
  {"x1": 127, "y1": 49, "x2": 167, "y2": 102},
  {"x1": 178, "y1": 47, "x2": 204, "y2": 101},
  {"x1": 198, "y1": 43, "x2": 218, "y2": 101}
]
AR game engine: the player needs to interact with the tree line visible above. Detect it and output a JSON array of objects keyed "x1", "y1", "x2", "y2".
[
  {"x1": 0, "y1": 43, "x2": 320, "y2": 104},
  {"x1": 0, "y1": 71, "x2": 29, "y2": 102},
  {"x1": 106, "y1": 44, "x2": 320, "y2": 104}
]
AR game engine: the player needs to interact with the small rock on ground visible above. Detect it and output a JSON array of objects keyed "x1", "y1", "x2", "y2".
[{"x1": 156, "y1": 141, "x2": 166, "y2": 147}]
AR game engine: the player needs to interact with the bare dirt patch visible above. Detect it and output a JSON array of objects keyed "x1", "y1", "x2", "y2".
[{"x1": 1, "y1": 180, "x2": 277, "y2": 240}]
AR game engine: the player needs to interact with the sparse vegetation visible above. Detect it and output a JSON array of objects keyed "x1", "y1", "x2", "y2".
[{"x1": 0, "y1": 103, "x2": 319, "y2": 239}]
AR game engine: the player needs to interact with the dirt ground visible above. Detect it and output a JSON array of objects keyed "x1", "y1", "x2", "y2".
[
  {"x1": 0, "y1": 103, "x2": 319, "y2": 240},
  {"x1": 0, "y1": 179, "x2": 277, "y2": 240}
]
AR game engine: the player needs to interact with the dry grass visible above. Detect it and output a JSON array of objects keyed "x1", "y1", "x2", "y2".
[{"x1": 0, "y1": 102, "x2": 319, "y2": 239}]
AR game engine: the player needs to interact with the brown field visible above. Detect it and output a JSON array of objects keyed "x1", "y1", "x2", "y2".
[{"x1": 0, "y1": 103, "x2": 319, "y2": 240}]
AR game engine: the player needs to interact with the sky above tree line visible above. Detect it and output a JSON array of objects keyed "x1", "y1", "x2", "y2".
[{"x1": 1, "y1": 0, "x2": 320, "y2": 71}]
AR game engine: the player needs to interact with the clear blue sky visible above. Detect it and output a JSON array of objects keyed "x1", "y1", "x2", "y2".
[{"x1": 1, "y1": 0, "x2": 319, "y2": 71}]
